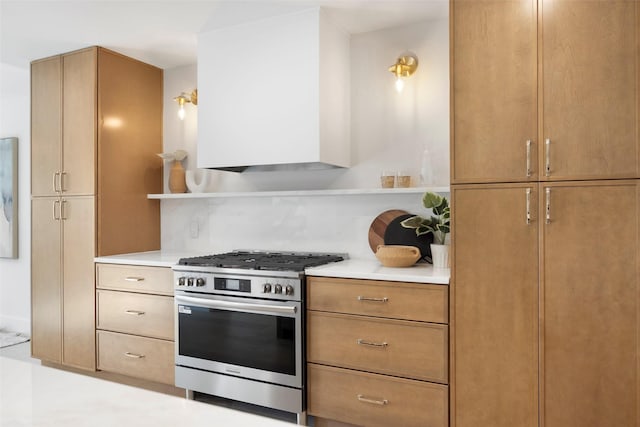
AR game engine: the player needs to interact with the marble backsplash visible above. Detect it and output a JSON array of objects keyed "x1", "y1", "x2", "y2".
[{"x1": 160, "y1": 192, "x2": 445, "y2": 260}]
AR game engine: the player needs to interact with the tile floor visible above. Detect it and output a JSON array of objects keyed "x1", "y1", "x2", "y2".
[{"x1": 0, "y1": 342, "x2": 297, "y2": 426}]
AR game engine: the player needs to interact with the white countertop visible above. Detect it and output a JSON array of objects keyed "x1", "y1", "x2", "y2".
[
  {"x1": 306, "y1": 258, "x2": 449, "y2": 284},
  {"x1": 0, "y1": 355, "x2": 293, "y2": 427},
  {"x1": 95, "y1": 251, "x2": 450, "y2": 284},
  {"x1": 94, "y1": 250, "x2": 190, "y2": 268}
]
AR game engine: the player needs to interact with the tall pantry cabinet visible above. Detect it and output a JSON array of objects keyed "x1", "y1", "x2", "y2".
[
  {"x1": 450, "y1": 1, "x2": 640, "y2": 427},
  {"x1": 30, "y1": 47, "x2": 162, "y2": 370}
]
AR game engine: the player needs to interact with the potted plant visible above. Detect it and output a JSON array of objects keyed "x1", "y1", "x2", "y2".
[{"x1": 400, "y1": 191, "x2": 450, "y2": 268}]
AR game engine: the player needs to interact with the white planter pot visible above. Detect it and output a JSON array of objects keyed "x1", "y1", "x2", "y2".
[{"x1": 430, "y1": 244, "x2": 450, "y2": 269}]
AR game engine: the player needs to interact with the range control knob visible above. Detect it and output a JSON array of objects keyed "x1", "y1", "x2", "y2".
[
  {"x1": 274, "y1": 284, "x2": 283, "y2": 294},
  {"x1": 285, "y1": 285, "x2": 294, "y2": 296},
  {"x1": 263, "y1": 283, "x2": 272, "y2": 293},
  {"x1": 196, "y1": 278, "x2": 206, "y2": 287},
  {"x1": 187, "y1": 277, "x2": 194, "y2": 287},
  {"x1": 178, "y1": 277, "x2": 186, "y2": 287}
]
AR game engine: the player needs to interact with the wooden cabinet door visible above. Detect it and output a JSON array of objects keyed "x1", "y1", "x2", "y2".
[
  {"x1": 61, "y1": 196, "x2": 96, "y2": 370},
  {"x1": 30, "y1": 197, "x2": 62, "y2": 362},
  {"x1": 452, "y1": 0, "x2": 538, "y2": 184},
  {"x1": 452, "y1": 184, "x2": 538, "y2": 427},
  {"x1": 541, "y1": 1, "x2": 639, "y2": 180},
  {"x1": 541, "y1": 181, "x2": 639, "y2": 427},
  {"x1": 31, "y1": 56, "x2": 62, "y2": 197},
  {"x1": 62, "y1": 48, "x2": 96, "y2": 196}
]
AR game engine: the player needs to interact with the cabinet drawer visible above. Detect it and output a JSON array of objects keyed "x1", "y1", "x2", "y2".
[
  {"x1": 96, "y1": 263, "x2": 173, "y2": 295},
  {"x1": 97, "y1": 290, "x2": 173, "y2": 340},
  {"x1": 308, "y1": 311, "x2": 448, "y2": 383},
  {"x1": 308, "y1": 363, "x2": 448, "y2": 427},
  {"x1": 307, "y1": 276, "x2": 448, "y2": 323},
  {"x1": 97, "y1": 330, "x2": 174, "y2": 385}
]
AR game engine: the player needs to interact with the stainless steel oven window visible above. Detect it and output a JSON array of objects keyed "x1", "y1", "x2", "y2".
[{"x1": 174, "y1": 293, "x2": 303, "y2": 388}]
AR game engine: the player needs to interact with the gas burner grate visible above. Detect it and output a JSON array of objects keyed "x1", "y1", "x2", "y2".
[{"x1": 178, "y1": 251, "x2": 344, "y2": 271}]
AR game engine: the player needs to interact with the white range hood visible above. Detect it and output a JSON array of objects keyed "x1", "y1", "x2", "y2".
[{"x1": 197, "y1": 7, "x2": 351, "y2": 172}]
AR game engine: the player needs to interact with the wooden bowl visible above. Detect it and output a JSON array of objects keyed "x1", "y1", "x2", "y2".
[{"x1": 375, "y1": 245, "x2": 421, "y2": 268}]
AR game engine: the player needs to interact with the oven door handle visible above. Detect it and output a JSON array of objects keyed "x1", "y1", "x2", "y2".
[{"x1": 175, "y1": 295, "x2": 297, "y2": 316}]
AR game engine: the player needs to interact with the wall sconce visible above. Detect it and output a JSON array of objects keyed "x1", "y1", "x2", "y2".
[
  {"x1": 174, "y1": 89, "x2": 198, "y2": 120},
  {"x1": 388, "y1": 52, "x2": 418, "y2": 93}
]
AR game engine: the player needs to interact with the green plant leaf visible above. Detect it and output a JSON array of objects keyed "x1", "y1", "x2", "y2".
[
  {"x1": 423, "y1": 192, "x2": 445, "y2": 210},
  {"x1": 400, "y1": 216, "x2": 424, "y2": 229},
  {"x1": 416, "y1": 226, "x2": 433, "y2": 237}
]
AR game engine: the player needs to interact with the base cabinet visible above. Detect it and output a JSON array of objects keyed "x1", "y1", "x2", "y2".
[
  {"x1": 95, "y1": 263, "x2": 174, "y2": 385},
  {"x1": 452, "y1": 181, "x2": 640, "y2": 427},
  {"x1": 31, "y1": 196, "x2": 95, "y2": 369},
  {"x1": 307, "y1": 276, "x2": 449, "y2": 427},
  {"x1": 308, "y1": 364, "x2": 448, "y2": 427}
]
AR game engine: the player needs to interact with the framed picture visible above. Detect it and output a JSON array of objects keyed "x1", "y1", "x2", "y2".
[{"x1": 0, "y1": 137, "x2": 18, "y2": 259}]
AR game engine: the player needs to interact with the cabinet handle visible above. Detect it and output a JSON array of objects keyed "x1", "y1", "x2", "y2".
[
  {"x1": 53, "y1": 200, "x2": 61, "y2": 220},
  {"x1": 357, "y1": 296, "x2": 388, "y2": 303},
  {"x1": 61, "y1": 200, "x2": 68, "y2": 220},
  {"x1": 125, "y1": 277, "x2": 145, "y2": 282},
  {"x1": 545, "y1": 139, "x2": 551, "y2": 176},
  {"x1": 53, "y1": 172, "x2": 61, "y2": 192},
  {"x1": 545, "y1": 188, "x2": 551, "y2": 224},
  {"x1": 357, "y1": 339, "x2": 388, "y2": 348},
  {"x1": 60, "y1": 172, "x2": 67, "y2": 192},
  {"x1": 124, "y1": 352, "x2": 145, "y2": 359},
  {"x1": 125, "y1": 310, "x2": 145, "y2": 316},
  {"x1": 526, "y1": 140, "x2": 532, "y2": 177},
  {"x1": 357, "y1": 394, "x2": 388, "y2": 406},
  {"x1": 526, "y1": 188, "x2": 531, "y2": 225}
]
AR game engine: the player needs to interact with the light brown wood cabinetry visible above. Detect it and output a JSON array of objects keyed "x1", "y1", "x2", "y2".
[
  {"x1": 451, "y1": 184, "x2": 539, "y2": 427},
  {"x1": 451, "y1": 181, "x2": 640, "y2": 427},
  {"x1": 452, "y1": 1, "x2": 640, "y2": 426},
  {"x1": 451, "y1": 0, "x2": 537, "y2": 184},
  {"x1": 541, "y1": 181, "x2": 639, "y2": 427},
  {"x1": 452, "y1": 0, "x2": 640, "y2": 184},
  {"x1": 30, "y1": 47, "x2": 162, "y2": 370},
  {"x1": 308, "y1": 364, "x2": 448, "y2": 427},
  {"x1": 307, "y1": 276, "x2": 449, "y2": 427},
  {"x1": 95, "y1": 263, "x2": 175, "y2": 385}
]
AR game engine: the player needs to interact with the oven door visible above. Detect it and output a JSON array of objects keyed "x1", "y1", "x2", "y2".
[{"x1": 174, "y1": 292, "x2": 303, "y2": 389}]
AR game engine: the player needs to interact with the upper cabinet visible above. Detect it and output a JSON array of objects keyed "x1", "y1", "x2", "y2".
[
  {"x1": 540, "y1": 0, "x2": 638, "y2": 181},
  {"x1": 452, "y1": 0, "x2": 639, "y2": 184},
  {"x1": 31, "y1": 50, "x2": 96, "y2": 197},
  {"x1": 197, "y1": 8, "x2": 350, "y2": 172},
  {"x1": 452, "y1": 0, "x2": 537, "y2": 183}
]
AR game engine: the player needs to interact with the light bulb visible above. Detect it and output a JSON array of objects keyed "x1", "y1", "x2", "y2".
[
  {"x1": 178, "y1": 105, "x2": 186, "y2": 120},
  {"x1": 395, "y1": 77, "x2": 405, "y2": 93}
]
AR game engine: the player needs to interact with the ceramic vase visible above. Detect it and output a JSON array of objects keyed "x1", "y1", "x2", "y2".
[
  {"x1": 168, "y1": 160, "x2": 187, "y2": 193},
  {"x1": 430, "y1": 243, "x2": 450, "y2": 269}
]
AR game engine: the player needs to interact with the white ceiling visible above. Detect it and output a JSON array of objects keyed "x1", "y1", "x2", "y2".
[{"x1": 0, "y1": 0, "x2": 448, "y2": 70}]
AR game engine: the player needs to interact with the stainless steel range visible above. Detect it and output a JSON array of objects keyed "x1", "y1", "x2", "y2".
[{"x1": 172, "y1": 250, "x2": 345, "y2": 425}]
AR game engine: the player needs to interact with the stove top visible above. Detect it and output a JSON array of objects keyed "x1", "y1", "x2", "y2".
[{"x1": 177, "y1": 250, "x2": 345, "y2": 272}]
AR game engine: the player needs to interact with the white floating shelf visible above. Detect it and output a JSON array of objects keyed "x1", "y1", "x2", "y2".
[{"x1": 147, "y1": 186, "x2": 450, "y2": 200}]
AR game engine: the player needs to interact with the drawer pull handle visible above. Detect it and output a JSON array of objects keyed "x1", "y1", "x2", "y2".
[
  {"x1": 357, "y1": 339, "x2": 388, "y2": 348},
  {"x1": 357, "y1": 296, "x2": 388, "y2": 303},
  {"x1": 357, "y1": 394, "x2": 388, "y2": 406},
  {"x1": 124, "y1": 352, "x2": 145, "y2": 359},
  {"x1": 125, "y1": 310, "x2": 145, "y2": 316},
  {"x1": 125, "y1": 276, "x2": 145, "y2": 282}
]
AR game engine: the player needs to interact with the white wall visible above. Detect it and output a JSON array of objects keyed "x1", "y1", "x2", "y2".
[
  {"x1": 161, "y1": 17, "x2": 449, "y2": 259},
  {"x1": 0, "y1": 63, "x2": 31, "y2": 334},
  {"x1": 0, "y1": 14, "x2": 449, "y2": 335}
]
